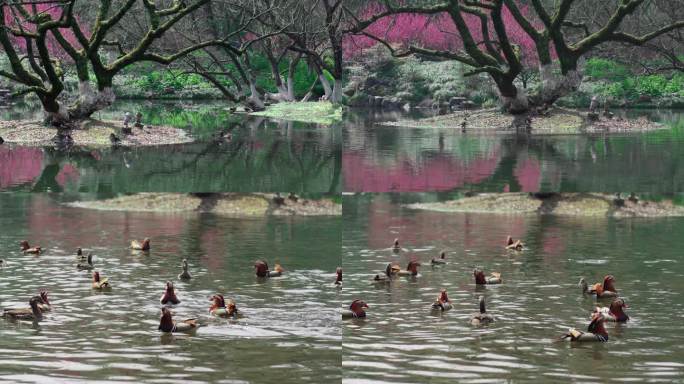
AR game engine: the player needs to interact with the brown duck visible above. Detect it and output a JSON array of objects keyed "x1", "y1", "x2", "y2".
[{"x1": 158, "y1": 307, "x2": 199, "y2": 333}]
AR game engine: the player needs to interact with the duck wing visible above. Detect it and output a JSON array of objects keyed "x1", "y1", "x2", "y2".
[
  {"x1": 3, "y1": 307, "x2": 34, "y2": 320},
  {"x1": 183, "y1": 318, "x2": 198, "y2": 326},
  {"x1": 169, "y1": 318, "x2": 199, "y2": 332},
  {"x1": 568, "y1": 328, "x2": 583, "y2": 339}
]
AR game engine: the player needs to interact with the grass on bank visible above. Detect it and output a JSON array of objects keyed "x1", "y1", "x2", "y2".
[
  {"x1": 405, "y1": 193, "x2": 684, "y2": 218},
  {"x1": 250, "y1": 102, "x2": 343, "y2": 125}
]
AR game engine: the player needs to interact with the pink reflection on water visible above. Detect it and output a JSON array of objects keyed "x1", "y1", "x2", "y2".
[
  {"x1": 514, "y1": 156, "x2": 541, "y2": 192},
  {"x1": 0, "y1": 147, "x2": 43, "y2": 188},
  {"x1": 200, "y1": 228, "x2": 229, "y2": 271},
  {"x1": 56, "y1": 164, "x2": 80, "y2": 187},
  {"x1": 542, "y1": 226, "x2": 565, "y2": 257},
  {"x1": 365, "y1": 198, "x2": 530, "y2": 252},
  {"x1": 25, "y1": 197, "x2": 187, "y2": 256},
  {"x1": 343, "y1": 151, "x2": 500, "y2": 192}
]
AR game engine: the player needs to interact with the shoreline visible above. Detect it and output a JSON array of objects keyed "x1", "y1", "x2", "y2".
[
  {"x1": 0, "y1": 119, "x2": 194, "y2": 147},
  {"x1": 67, "y1": 193, "x2": 342, "y2": 217},
  {"x1": 405, "y1": 193, "x2": 684, "y2": 218},
  {"x1": 379, "y1": 108, "x2": 665, "y2": 135},
  {"x1": 249, "y1": 101, "x2": 343, "y2": 125}
]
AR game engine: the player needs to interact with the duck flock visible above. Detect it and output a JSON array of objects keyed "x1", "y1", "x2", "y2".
[
  {"x1": 2, "y1": 238, "x2": 343, "y2": 333},
  {"x1": 342, "y1": 237, "x2": 630, "y2": 343}
]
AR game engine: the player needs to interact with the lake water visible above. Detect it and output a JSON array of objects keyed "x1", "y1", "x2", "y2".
[
  {"x1": 342, "y1": 194, "x2": 684, "y2": 383},
  {"x1": 0, "y1": 193, "x2": 341, "y2": 383},
  {"x1": 343, "y1": 109, "x2": 684, "y2": 193},
  {"x1": 0, "y1": 101, "x2": 341, "y2": 193}
]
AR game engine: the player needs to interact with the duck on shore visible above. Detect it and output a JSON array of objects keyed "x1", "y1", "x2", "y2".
[
  {"x1": 342, "y1": 299, "x2": 368, "y2": 319},
  {"x1": 579, "y1": 275, "x2": 618, "y2": 298},
  {"x1": 20, "y1": 240, "x2": 41, "y2": 255},
  {"x1": 560, "y1": 312, "x2": 609, "y2": 342},
  {"x1": 109, "y1": 133, "x2": 121, "y2": 147},
  {"x1": 288, "y1": 192, "x2": 298, "y2": 203},
  {"x1": 473, "y1": 268, "x2": 502, "y2": 285},
  {"x1": 160, "y1": 281, "x2": 181, "y2": 305},
  {"x1": 431, "y1": 289, "x2": 452, "y2": 312},
  {"x1": 593, "y1": 298, "x2": 629, "y2": 322},
  {"x1": 158, "y1": 307, "x2": 199, "y2": 333},
  {"x1": 431, "y1": 250, "x2": 447, "y2": 265},
  {"x1": 130, "y1": 238, "x2": 151, "y2": 251},
  {"x1": 92, "y1": 271, "x2": 110, "y2": 290},
  {"x1": 470, "y1": 296, "x2": 494, "y2": 326},
  {"x1": 2, "y1": 296, "x2": 43, "y2": 321},
  {"x1": 505, "y1": 236, "x2": 524, "y2": 251},
  {"x1": 254, "y1": 260, "x2": 284, "y2": 278},
  {"x1": 273, "y1": 193, "x2": 285, "y2": 205},
  {"x1": 178, "y1": 259, "x2": 192, "y2": 280}
]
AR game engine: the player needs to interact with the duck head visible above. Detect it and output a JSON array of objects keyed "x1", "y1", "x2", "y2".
[
  {"x1": 609, "y1": 298, "x2": 629, "y2": 321},
  {"x1": 181, "y1": 259, "x2": 189, "y2": 271},
  {"x1": 158, "y1": 307, "x2": 174, "y2": 332},
  {"x1": 506, "y1": 236, "x2": 514, "y2": 246},
  {"x1": 406, "y1": 260, "x2": 421, "y2": 275},
  {"x1": 603, "y1": 275, "x2": 617, "y2": 292},
  {"x1": 209, "y1": 294, "x2": 226, "y2": 312},
  {"x1": 20, "y1": 240, "x2": 30, "y2": 251},
  {"x1": 587, "y1": 312, "x2": 608, "y2": 337},
  {"x1": 226, "y1": 300, "x2": 238, "y2": 316},
  {"x1": 39, "y1": 291, "x2": 50, "y2": 306},
  {"x1": 349, "y1": 299, "x2": 368, "y2": 316},
  {"x1": 336, "y1": 267, "x2": 342, "y2": 283},
  {"x1": 141, "y1": 238, "x2": 151, "y2": 251},
  {"x1": 162, "y1": 281, "x2": 177, "y2": 301},
  {"x1": 93, "y1": 271, "x2": 101, "y2": 282},
  {"x1": 392, "y1": 238, "x2": 400, "y2": 249},
  {"x1": 76, "y1": 248, "x2": 83, "y2": 256},
  {"x1": 473, "y1": 268, "x2": 487, "y2": 285},
  {"x1": 438, "y1": 289, "x2": 449, "y2": 303},
  {"x1": 439, "y1": 250, "x2": 446, "y2": 260},
  {"x1": 254, "y1": 260, "x2": 269, "y2": 277}
]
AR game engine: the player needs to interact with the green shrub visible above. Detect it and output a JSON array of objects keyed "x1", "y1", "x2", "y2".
[{"x1": 585, "y1": 58, "x2": 629, "y2": 81}]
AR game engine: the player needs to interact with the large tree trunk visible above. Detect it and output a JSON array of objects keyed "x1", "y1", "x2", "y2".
[
  {"x1": 40, "y1": 95, "x2": 69, "y2": 126},
  {"x1": 247, "y1": 82, "x2": 265, "y2": 111},
  {"x1": 535, "y1": 64, "x2": 583, "y2": 106},
  {"x1": 496, "y1": 78, "x2": 530, "y2": 114},
  {"x1": 318, "y1": 73, "x2": 333, "y2": 100},
  {"x1": 494, "y1": 65, "x2": 583, "y2": 114},
  {"x1": 330, "y1": 78, "x2": 343, "y2": 104},
  {"x1": 67, "y1": 81, "x2": 116, "y2": 120},
  {"x1": 286, "y1": 74, "x2": 295, "y2": 101}
]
